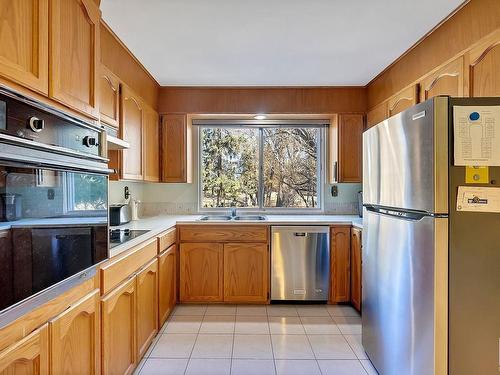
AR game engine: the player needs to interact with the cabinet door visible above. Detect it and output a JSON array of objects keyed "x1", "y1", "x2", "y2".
[
  {"x1": 366, "y1": 101, "x2": 388, "y2": 129},
  {"x1": 388, "y1": 84, "x2": 419, "y2": 117},
  {"x1": 136, "y1": 259, "x2": 158, "y2": 360},
  {"x1": 350, "y1": 228, "x2": 362, "y2": 312},
  {"x1": 49, "y1": 0, "x2": 100, "y2": 118},
  {"x1": 161, "y1": 114, "x2": 192, "y2": 183},
  {"x1": 158, "y1": 245, "x2": 177, "y2": 326},
  {"x1": 99, "y1": 65, "x2": 120, "y2": 127},
  {"x1": 144, "y1": 106, "x2": 160, "y2": 182},
  {"x1": 338, "y1": 114, "x2": 363, "y2": 183},
  {"x1": 420, "y1": 56, "x2": 464, "y2": 100},
  {"x1": 101, "y1": 277, "x2": 136, "y2": 375},
  {"x1": 0, "y1": 0, "x2": 48, "y2": 94},
  {"x1": 121, "y1": 85, "x2": 143, "y2": 180},
  {"x1": 49, "y1": 290, "x2": 99, "y2": 375},
  {"x1": 469, "y1": 30, "x2": 500, "y2": 97},
  {"x1": 180, "y1": 243, "x2": 223, "y2": 302},
  {"x1": 330, "y1": 226, "x2": 351, "y2": 303},
  {"x1": 223, "y1": 243, "x2": 268, "y2": 303},
  {"x1": 0, "y1": 324, "x2": 49, "y2": 375}
]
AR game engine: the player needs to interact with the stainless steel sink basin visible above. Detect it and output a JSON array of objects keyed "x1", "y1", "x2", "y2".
[
  {"x1": 233, "y1": 215, "x2": 267, "y2": 221},
  {"x1": 199, "y1": 215, "x2": 233, "y2": 221}
]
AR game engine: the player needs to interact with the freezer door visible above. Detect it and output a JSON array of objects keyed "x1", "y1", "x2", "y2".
[
  {"x1": 362, "y1": 208, "x2": 448, "y2": 375},
  {"x1": 363, "y1": 97, "x2": 448, "y2": 214}
]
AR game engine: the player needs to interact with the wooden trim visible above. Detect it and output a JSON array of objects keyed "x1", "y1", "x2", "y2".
[
  {"x1": 179, "y1": 225, "x2": 269, "y2": 243},
  {"x1": 158, "y1": 227, "x2": 177, "y2": 253}
]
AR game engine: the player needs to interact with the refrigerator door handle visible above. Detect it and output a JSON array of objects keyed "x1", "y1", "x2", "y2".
[{"x1": 364, "y1": 204, "x2": 433, "y2": 221}]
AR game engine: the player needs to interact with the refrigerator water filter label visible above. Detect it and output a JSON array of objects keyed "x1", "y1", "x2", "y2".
[
  {"x1": 453, "y1": 106, "x2": 500, "y2": 166},
  {"x1": 456, "y1": 186, "x2": 500, "y2": 213}
]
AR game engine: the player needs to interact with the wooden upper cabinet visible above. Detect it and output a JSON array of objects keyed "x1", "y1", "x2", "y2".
[
  {"x1": 180, "y1": 243, "x2": 223, "y2": 302},
  {"x1": 338, "y1": 114, "x2": 363, "y2": 183},
  {"x1": 136, "y1": 259, "x2": 158, "y2": 359},
  {"x1": 0, "y1": 324, "x2": 49, "y2": 375},
  {"x1": 49, "y1": 290, "x2": 100, "y2": 375},
  {"x1": 388, "y1": 84, "x2": 419, "y2": 117},
  {"x1": 366, "y1": 101, "x2": 388, "y2": 129},
  {"x1": 121, "y1": 85, "x2": 143, "y2": 180},
  {"x1": 49, "y1": 0, "x2": 100, "y2": 118},
  {"x1": 330, "y1": 226, "x2": 351, "y2": 303},
  {"x1": 0, "y1": 0, "x2": 49, "y2": 95},
  {"x1": 143, "y1": 106, "x2": 160, "y2": 182},
  {"x1": 158, "y1": 245, "x2": 177, "y2": 326},
  {"x1": 223, "y1": 243, "x2": 268, "y2": 303},
  {"x1": 469, "y1": 30, "x2": 500, "y2": 97},
  {"x1": 161, "y1": 114, "x2": 192, "y2": 183},
  {"x1": 99, "y1": 64, "x2": 120, "y2": 127},
  {"x1": 420, "y1": 56, "x2": 464, "y2": 101},
  {"x1": 350, "y1": 228, "x2": 362, "y2": 312}
]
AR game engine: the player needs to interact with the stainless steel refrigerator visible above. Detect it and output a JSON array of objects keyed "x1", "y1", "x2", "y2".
[{"x1": 362, "y1": 96, "x2": 500, "y2": 375}]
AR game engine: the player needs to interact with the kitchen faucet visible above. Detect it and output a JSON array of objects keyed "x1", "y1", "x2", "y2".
[{"x1": 230, "y1": 208, "x2": 237, "y2": 217}]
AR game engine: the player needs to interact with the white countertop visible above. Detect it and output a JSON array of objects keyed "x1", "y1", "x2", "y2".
[{"x1": 0, "y1": 217, "x2": 107, "y2": 230}]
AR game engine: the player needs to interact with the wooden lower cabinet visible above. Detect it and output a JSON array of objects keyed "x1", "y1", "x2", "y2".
[
  {"x1": 49, "y1": 290, "x2": 100, "y2": 375},
  {"x1": 136, "y1": 259, "x2": 158, "y2": 359},
  {"x1": 350, "y1": 228, "x2": 362, "y2": 312},
  {"x1": 330, "y1": 226, "x2": 351, "y2": 303},
  {"x1": 180, "y1": 243, "x2": 223, "y2": 302},
  {"x1": 101, "y1": 277, "x2": 136, "y2": 375},
  {"x1": 0, "y1": 324, "x2": 49, "y2": 375},
  {"x1": 158, "y1": 245, "x2": 177, "y2": 326},
  {"x1": 224, "y1": 243, "x2": 268, "y2": 302}
]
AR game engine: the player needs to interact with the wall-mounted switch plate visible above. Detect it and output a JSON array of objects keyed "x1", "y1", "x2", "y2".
[{"x1": 331, "y1": 185, "x2": 338, "y2": 197}]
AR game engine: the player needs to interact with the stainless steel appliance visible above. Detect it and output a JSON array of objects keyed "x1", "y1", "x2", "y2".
[
  {"x1": 363, "y1": 96, "x2": 500, "y2": 375},
  {"x1": 0, "y1": 87, "x2": 112, "y2": 328},
  {"x1": 271, "y1": 226, "x2": 330, "y2": 301},
  {"x1": 109, "y1": 203, "x2": 131, "y2": 226}
]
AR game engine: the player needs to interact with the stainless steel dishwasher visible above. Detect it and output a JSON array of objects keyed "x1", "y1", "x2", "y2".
[{"x1": 271, "y1": 226, "x2": 330, "y2": 301}]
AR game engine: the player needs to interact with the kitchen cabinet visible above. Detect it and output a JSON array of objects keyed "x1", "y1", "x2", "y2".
[
  {"x1": 49, "y1": 290, "x2": 100, "y2": 375},
  {"x1": 101, "y1": 277, "x2": 137, "y2": 375},
  {"x1": 143, "y1": 106, "x2": 160, "y2": 182},
  {"x1": 0, "y1": 324, "x2": 49, "y2": 375},
  {"x1": 387, "y1": 84, "x2": 419, "y2": 117},
  {"x1": 158, "y1": 244, "x2": 177, "y2": 326},
  {"x1": 224, "y1": 243, "x2": 268, "y2": 302},
  {"x1": 179, "y1": 243, "x2": 224, "y2": 302},
  {"x1": 49, "y1": 0, "x2": 100, "y2": 118},
  {"x1": 161, "y1": 114, "x2": 192, "y2": 183},
  {"x1": 136, "y1": 259, "x2": 158, "y2": 359},
  {"x1": 330, "y1": 226, "x2": 351, "y2": 303},
  {"x1": 468, "y1": 29, "x2": 500, "y2": 97},
  {"x1": 99, "y1": 64, "x2": 120, "y2": 127},
  {"x1": 0, "y1": 0, "x2": 49, "y2": 95},
  {"x1": 366, "y1": 101, "x2": 388, "y2": 129},
  {"x1": 350, "y1": 228, "x2": 362, "y2": 312},
  {"x1": 420, "y1": 57, "x2": 464, "y2": 101},
  {"x1": 121, "y1": 85, "x2": 144, "y2": 180},
  {"x1": 338, "y1": 114, "x2": 363, "y2": 183}
]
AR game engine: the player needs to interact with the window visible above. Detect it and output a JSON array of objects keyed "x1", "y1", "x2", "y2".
[
  {"x1": 199, "y1": 122, "x2": 324, "y2": 210},
  {"x1": 65, "y1": 172, "x2": 107, "y2": 212}
]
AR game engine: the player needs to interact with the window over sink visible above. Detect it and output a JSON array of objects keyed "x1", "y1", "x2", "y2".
[{"x1": 197, "y1": 120, "x2": 325, "y2": 211}]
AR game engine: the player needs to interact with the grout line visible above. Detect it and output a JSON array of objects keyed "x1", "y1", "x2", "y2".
[
  {"x1": 297, "y1": 313, "x2": 323, "y2": 375},
  {"x1": 183, "y1": 305, "x2": 207, "y2": 375}
]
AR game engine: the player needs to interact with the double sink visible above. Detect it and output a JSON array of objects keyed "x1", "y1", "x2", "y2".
[{"x1": 199, "y1": 215, "x2": 267, "y2": 221}]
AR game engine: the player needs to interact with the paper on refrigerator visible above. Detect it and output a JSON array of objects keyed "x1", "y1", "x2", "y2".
[
  {"x1": 453, "y1": 106, "x2": 500, "y2": 166},
  {"x1": 456, "y1": 186, "x2": 500, "y2": 213}
]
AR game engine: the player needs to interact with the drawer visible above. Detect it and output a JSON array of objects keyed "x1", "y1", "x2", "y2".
[
  {"x1": 100, "y1": 238, "x2": 157, "y2": 295},
  {"x1": 179, "y1": 225, "x2": 268, "y2": 243},
  {"x1": 158, "y1": 227, "x2": 176, "y2": 253}
]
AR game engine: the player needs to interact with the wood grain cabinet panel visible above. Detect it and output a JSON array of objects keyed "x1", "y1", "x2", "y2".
[
  {"x1": 330, "y1": 226, "x2": 351, "y2": 303},
  {"x1": 388, "y1": 85, "x2": 419, "y2": 117},
  {"x1": 158, "y1": 228, "x2": 177, "y2": 253},
  {"x1": 0, "y1": 0, "x2": 48, "y2": 95},
  {"x1": 143, "y1": 106, "x2": 160, "y2": 182},
  {"x1": 420, "y1": 56, "x2": 464, "y2": 100},
  {"x1": 338, "y1": 114, "x2": 363, "y2": 183},
  {"x1": 121, "y1": 85, "x2": 143, "y2": 180},
  {"x1": 49, "y1": 290, "x2": 99, "y2": 375},
  {"x1": 136, "y1": 259, "x2": 158, "y2": 359},
  {"x1": 180, "y1": 243, "x2": 223, "y2": 302},
  {"x1": 49, "y1": 0, "x2": 100, "y2": 118},
  {"x1": 366, "y1": 101, "x2": 388, "y2": 129},
  {"x1": 158, "y1": 245, "x2": 177, "y2": 326},
  {"x1": 469, "y1": 30, "x2": 500, "y2": 97},
  {"x1": 99, "y1": 64, "x2": 120, "y2": 127},
  {"x1": 350, "y1": 228, "x2": 362, "y2": 312},
  {"x1": 0, "y1": 324, "x2": 49, "y2": 375},
  {"x1": 101, "y1": 277, "x2": 136, "y2": 375},
  {"x1": 223, "y1": 243, "x2": 268, "y2": 303},
  {"x1": 161, "y1": 114, "x2": 192, "y2": 183},
  {"x1": 179, "y1": 225, "x2": 268, "y2": 243}
]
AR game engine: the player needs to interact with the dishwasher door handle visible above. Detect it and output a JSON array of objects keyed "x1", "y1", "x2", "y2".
[{"x1": 294, "y1": 232, "x2": 308, "y2": 237}]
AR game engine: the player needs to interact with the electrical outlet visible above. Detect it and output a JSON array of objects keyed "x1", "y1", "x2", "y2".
[{"x1": 331, "y1": 185, "x2": 338, "y2": 197}]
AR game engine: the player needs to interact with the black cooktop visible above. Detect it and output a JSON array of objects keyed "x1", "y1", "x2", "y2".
[{"x1": 109, "y1": 228, "x2": 150, "y2": 249}]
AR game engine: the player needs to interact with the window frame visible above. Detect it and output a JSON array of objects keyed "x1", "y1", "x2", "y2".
[
  {"x1": 197, "y1": 122, "x2": 326, "y2": 213},
  {"x1": 64, "y1": 172, "x2": 108, "y2": 215}
]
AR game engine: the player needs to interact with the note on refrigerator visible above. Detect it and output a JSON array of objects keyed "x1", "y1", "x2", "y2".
[
  {"x1": 456, "y1": 186, "x2": 500, "y2": 213},
  {"x1": 453, "y1": 106, "x2": 500, "y2": 166}
]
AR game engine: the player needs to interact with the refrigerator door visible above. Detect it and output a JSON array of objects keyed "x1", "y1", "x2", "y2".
[
  {"x1": 363, "y1": 97, "x2": 448, "y2": 214},
  {"x1": 362, "y1": 207, "x2": 448, "y2": 375}
]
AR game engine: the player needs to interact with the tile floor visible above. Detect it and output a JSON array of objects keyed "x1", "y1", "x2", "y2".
[{"x1": 134, "y1": 304, "x2": 379, "y2": 375}]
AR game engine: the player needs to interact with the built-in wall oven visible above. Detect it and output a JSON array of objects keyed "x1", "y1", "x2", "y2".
[{"x1": 0, "y1": 87, "x2": 111, "y2": 327}]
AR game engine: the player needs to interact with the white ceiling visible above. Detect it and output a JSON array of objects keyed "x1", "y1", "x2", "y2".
[{"x1": 101, "y1": 0, "x2": 464, "y2": 87}]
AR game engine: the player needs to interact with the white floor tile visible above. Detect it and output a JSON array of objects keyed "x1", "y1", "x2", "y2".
[
  {"x1": 308, "y1": 335, "x2": 357, "y2": 360},
  {"x1": 231, "y1": 359, "x2": 276, "y2": 375},
  {"x1": 275, "y1": 360, "x2": 322, "y2": 375},
  {"x1": 318, "y1": 360, "x2": 368, "y2": 375},
  {"x1": 235, "y1": 316, "x2": 270, "y2": 334},
  {"x1": 237, "y1": 305, "x2": 268, "y2": 316},
  {"x1": 185, "y1": 358, "x2": 231, "y2": 375},
  {"x1": 327, "y1": 305, "x2": 360, "y2": 318},
  {"x1": 333, "y1": 316, "x2": 362, "y2": 335},
  {"x1": 205, "y1": 305, "x2": 237, "y2": 316},
  {"x1": 344, "y1": 335, "x2": 367, "y2": 360},
  {"x1": 139, "y1": 358, "x2": 188, "y2": 375},
  {"x1": 267, "y1": 305, "x2": 298, "y2": 317},
  {"x1": 233, "y1": 334, "x2": 273, "y2": 359},
  {"x1": 269, "y1": 316, "x2": 305, "y2": 334},
  {"x1": 296, "y1": 305, "x2": 330, "y2": 317},
  {"x1": 150, "y1": 334, "x2": 197, "y2": 358},
  {"x1": 173, "y1": 304, "x2": 207, "y2": 316},
  {"x1": 271, "y1": 335, "x2": 315, "y2": 360},
  {"x1": 360, "y1": 359, "x2": 379, "y2": 375},
  {"x1": 300, "y1": 316, "x2": 341, "y2": 335},
  {"x1": 199, "y1": 315, "x2": 235, "y2": 334},
  {"x1": 191, "y1": 334, "x2": 233, "y2": 358},
  {"x1": 163, "y1": 316, "x2": 202, "y2": 334}
]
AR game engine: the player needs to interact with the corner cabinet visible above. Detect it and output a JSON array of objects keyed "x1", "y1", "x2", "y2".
[
  {"x1": 49, "y1": 0, "x2": 100, "y2": 118},
  {"x1": 330, "y1": 226, "x2": 351, "y2": 303},
  {"x1": 350, "y1": 228, "x2": 362, "y2": 312},
  {"x1": 161, "y1": 114, "x2": 192, "y2": 183},
  {"x1": 120, "y1": 85, "x2": 144, "y2": 180},
  {"x1": 0, "y1": 0, "x2": 49, "y2": 95}
]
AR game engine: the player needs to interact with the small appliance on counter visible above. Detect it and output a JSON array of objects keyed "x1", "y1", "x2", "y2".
[
  {"x1": 109, "y1": 204, "x2": 131, "y2": 226},
  {"x1": 109, "y1": 228, "x2": 149, "y2": 249},
  {"x1": 0, "y1": 193, "x2": 22, "y2": 221}
]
